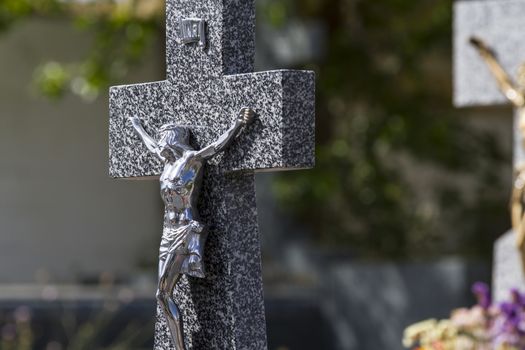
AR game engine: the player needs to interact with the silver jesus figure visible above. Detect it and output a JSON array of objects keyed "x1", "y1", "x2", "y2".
[{"x1": 128, "y1": 108, "x2": 255, "y2": 350}]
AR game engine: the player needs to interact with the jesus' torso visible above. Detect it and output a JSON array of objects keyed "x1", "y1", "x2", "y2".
[{"x1": 160, "y1": 151, "x2": 204, "y2": 226}]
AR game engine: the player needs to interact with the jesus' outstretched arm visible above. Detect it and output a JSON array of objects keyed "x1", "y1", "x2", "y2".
[
  {"x1": 470, "y1": 36, "x2": 525, "y2": 107},
  {"x1": 196, "y1": 107, "x2": 255, "y2": 160},
  {"x1": 128, "y1": 116, "x2": 163, "y2": 157}
]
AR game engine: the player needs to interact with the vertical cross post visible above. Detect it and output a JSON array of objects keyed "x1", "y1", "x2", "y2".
[
  {"x1": 109, "y1": 0, "x2": 315, "y2": 349},
  {"x1": 454, "y1": 0, "x2": 525, "y2": 301}
]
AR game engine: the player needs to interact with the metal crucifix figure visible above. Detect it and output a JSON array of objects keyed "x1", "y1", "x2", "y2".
[
  {"x1": 470, "y1": 36, "x2": 525, "y2": 270},
  {"x1": 128, "y1": 107, "x2": 255, "y2": 350}
]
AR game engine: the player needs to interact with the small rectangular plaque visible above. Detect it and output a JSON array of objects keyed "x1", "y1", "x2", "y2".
[{"x1": 178, "y1": 18, "x2": 206, "y2": 49}]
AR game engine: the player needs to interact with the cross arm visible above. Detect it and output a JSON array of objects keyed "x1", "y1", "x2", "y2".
[
  {"x1": 109, "y1": 80, "x2": 172, "y2": 178},
  {"x1": 109, "y1": 70, "x2": 315, "y2": 178},
  {"x1": 218, "y1": 69, "x2": 316, "y2": 173}
]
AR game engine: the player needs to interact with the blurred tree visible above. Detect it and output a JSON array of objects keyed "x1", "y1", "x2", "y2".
[
  {"x1": 0, "y1": 0, "x2": 510, "y2": 259},
  {"x1": 0, "y1": 0, "x2": 163, "y2": 100},
  {"x1": 267, "y1": 0, "x2": 509, "y2": 259}
]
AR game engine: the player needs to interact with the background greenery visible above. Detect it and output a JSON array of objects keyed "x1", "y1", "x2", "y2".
[{"x1": 0, "y1": 0, "x2": 510, "y2": 260}]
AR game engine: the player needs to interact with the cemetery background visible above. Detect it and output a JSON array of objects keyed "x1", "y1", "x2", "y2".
[{"x1": 0, "y1": 0, "x2": 513, "y2": 349}]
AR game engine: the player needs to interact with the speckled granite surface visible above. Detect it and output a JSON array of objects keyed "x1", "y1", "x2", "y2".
[
  {"x1": 493, "y1": 230, "x2": 525, "y2": 302},
  {"x1": 454, "y1": 0, "x2": 525, "y2": 107},
  {"x1": 109, "y1": 0, "x2": 315, "y2": 349},
  {"x1": 109, "y1": 70, "x2": 315, "y2": 177}
]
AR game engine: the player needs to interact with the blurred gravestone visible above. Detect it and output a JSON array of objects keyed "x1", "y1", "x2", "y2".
[{"x1": 454, "y1": 0, "x2": 525, "y2": 301}]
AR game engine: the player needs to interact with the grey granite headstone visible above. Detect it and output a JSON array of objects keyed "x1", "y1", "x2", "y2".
[
  {"x1": 108, "y1": 0, "x2": 315, "y2": 349},
  {"x1": 454, "y1": 0, "x2": 525, "y2": 301},
  {"x1": 454, "y1": 0, "x2": 525, "y2": 107},
  {"x1": 493, "y1": 230, "x2": 525, "y2": 301}
]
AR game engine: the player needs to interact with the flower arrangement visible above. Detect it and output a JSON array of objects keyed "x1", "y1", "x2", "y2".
[{"x1": 403, "y1": 283, "x2": 525, "y2": 350}]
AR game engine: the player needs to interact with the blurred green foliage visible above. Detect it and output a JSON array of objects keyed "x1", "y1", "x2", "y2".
[
  {"x1": 0, "y1": 0, "x2": 61, "y2": 31},
  {"x1": 0, "y1": 0, "x2": 510, "y2": 259},
  {"x1": 268, "y1": 0, "x2": 509, "y2": 259},
  {"x1": 0, "y1": 0, "x2": 162, "y2": 100}
]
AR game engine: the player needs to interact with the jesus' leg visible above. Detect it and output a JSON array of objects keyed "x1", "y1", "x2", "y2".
[
  {"x1": 157, "y1": 251, "x2": 186, "y2": 350},
  {"x1": 185, "y1": 223, "x2": 208, "y2": 278}
]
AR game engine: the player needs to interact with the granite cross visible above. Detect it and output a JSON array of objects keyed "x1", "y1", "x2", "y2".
[
  {"x1": 454, "y1": 0, "x2": 525, "y2": 302},
  {"x1": 108, "y1": 0, "x2": 315, "y2": 349}
]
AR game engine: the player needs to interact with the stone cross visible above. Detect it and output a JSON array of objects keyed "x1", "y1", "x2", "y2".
[
  {"x1": 454, "y1": 0, "x2": 525, "y2": 302},
  {"x1": 108, "y1": 0, "x2": 315, "y2": 349}
]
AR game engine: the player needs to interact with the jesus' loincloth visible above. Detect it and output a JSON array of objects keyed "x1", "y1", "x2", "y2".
[{"x1": 159, "y1": 221, "x2": 207, "y2": 278}]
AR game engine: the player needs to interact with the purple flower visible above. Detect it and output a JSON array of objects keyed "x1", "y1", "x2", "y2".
[
  {"x1": 472, "y1": 282, "x2": 492, "y2": 309},
  {"x1": 511, "y1": 289, "x2": 525, "y2": 307},
  {"x1": 490, "y1": 289, "x2": 525, "y2": 348}
]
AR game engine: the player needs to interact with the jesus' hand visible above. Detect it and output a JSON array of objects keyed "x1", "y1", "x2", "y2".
[{"x1": 238, "y1": 107, "x2": 255, "y2": 126}]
